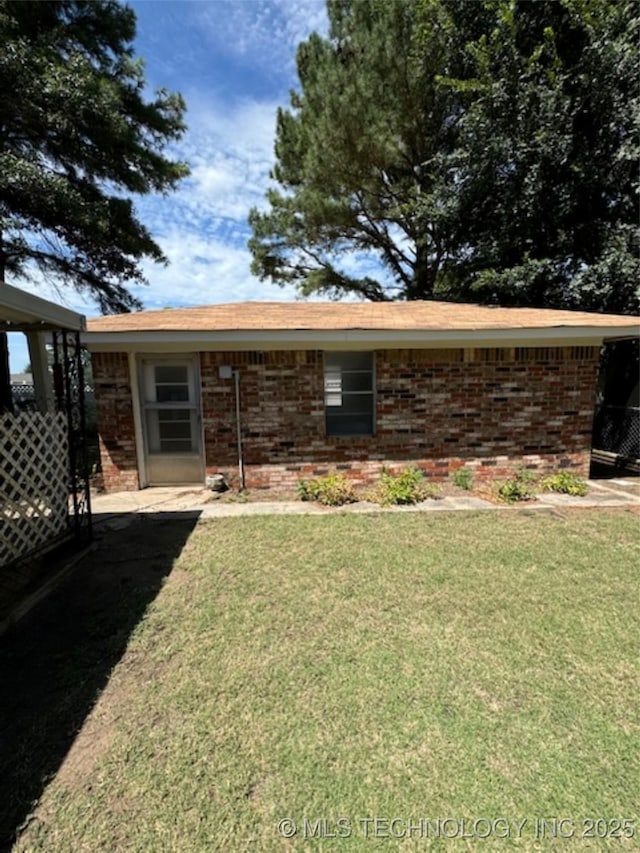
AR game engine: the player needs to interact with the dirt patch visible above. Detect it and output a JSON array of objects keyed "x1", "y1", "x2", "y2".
[
  {"x1": 206, "y1": 479, "x2": 500, "y2": 505},
  {"x1": 55, "y1": 562, "x2": 197, "y2": 789},
  {"x1": 206, "y1": 487, "x2": 299, "y2": 504}
]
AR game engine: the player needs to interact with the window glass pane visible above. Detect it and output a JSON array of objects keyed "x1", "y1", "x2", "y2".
[
  {"x1": 155, "y1": 365, "x2": 188, "y2": 384},
  {"x1": 146, "y1": 410, "x2": 194, "y2": 453},
  {"x1": 325, "y1": 352, "x2": 372, "y2": 371},
  {"x1": 341, "y1": 371, "x2": 373, "y2": 393},
  {"x1": 157, "y1": 409, "x2": 191, "y2": 422},
  {"x1": 324, "y1": 352, "x2": 374, "y2": 436},
  {"x1": 156, "y1": 384, "x2": 189, "y2": 402},
  {"x1": 159, "y1": 422, "x2": 191, "y2": 441},
  {"x1": 324, "y1": 369, "x2": 342, "y2": 391},
  {"x1": 329, "y1": 393, "x2": 373, "y2": 415},
  {"x1": 324, "y1": 368, "x2": 342, "y2": 405},
  {"x1": 326, "y1": 411, "x2": 374, "y2": 436}
]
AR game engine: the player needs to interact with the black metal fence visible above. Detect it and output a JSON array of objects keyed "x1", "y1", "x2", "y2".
[{"x1": 592, "y1": 404, "x2": 640, "y2": 461}]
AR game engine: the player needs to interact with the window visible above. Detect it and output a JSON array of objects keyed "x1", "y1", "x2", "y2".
[
  {"x1": 145, "y1": 408, "x2": 195, "y2": 453},
  {"x1": 142, "y1": 360, "x2": 199, "y2": 454},
  {"x1": 324, "y1": 352, "x2": 374, "y2": 436},
  {"x1": 153, "y1": 365, "x2": 190, "y2": 402}
]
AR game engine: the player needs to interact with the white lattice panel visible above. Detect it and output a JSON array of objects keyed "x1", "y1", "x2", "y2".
[{"x1": 1, "y1": 411, "x2": 69, "y2": 566}]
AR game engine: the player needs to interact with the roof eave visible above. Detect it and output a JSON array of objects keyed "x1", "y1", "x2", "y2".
[
  {"x1": 0, "y1": 282, "x2": 86, "y2": 332},
  {"x1": 82, "y1": 323, "x2": 640, "y2": 352}
]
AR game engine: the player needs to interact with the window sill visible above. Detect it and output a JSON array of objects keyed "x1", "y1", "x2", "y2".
[{"x1": 325, "y1": 434, "x2": 375, "y2": 440}]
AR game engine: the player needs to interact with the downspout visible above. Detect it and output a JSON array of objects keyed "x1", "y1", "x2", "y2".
[{"x1": 234, "y1": 369, "x2": 245, "y2": 491}]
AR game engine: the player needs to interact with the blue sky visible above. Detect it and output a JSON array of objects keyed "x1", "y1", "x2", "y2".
[{"x1": 9, "y1": 0, "x2": 329, "y2": 372}]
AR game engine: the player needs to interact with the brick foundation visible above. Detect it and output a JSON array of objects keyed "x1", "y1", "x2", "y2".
[{"x1": 92, "y1": 345, "x2": 600, "y2": 492}]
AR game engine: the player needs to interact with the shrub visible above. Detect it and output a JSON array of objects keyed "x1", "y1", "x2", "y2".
[
  {"x1": 452, "y1": 467, "x2": 474, "y2": 490},
  {"x1": 296, "y1": 473, "x2": 356, "y2": 506},
  {"x1": 540, "y1": 471, "x2": 589, "y2": 496},
  {"x1": 297, "y1": 479, "x2": 319, "y2": 502},
  {"x1": 497, "y1": 468, "x2": 538, "y2": 504},
  {"x1": 374, "y1": 467, "x2": 441, "y2": 505}
]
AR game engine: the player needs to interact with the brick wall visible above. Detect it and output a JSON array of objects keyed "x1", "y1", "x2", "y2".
[
  {"x1": 201, "y1": 346, "x2": 600, "y2": 490},
  {"x1": 91, "y1": 346, "x2": 600, "y2": 492},
  {"x1": 92, "y1": 352, "x2": 139, "y2": 491}
]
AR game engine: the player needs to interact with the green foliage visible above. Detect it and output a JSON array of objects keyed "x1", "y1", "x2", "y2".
[
  {"x1": 250, "y1": 0, "x2": 639, "y2": 314},
  {"x1": 497, "y1": 468, "x2": 538, "y2": 504},
  {"x1": 226, "y1": 490, "x2": 250, "y2": 503},
  {"x1": 0, "y1": 0, "x2": 189, "y2": 311},
  {"x1": 452, "y1": 467, "x2": 473, "y2": 490},
  {"x1": 541, "y1": 471, "x2": 589, "y2": 496},
  {"x1": 498, "y1": 468, "x2": 589, "y2": 502},
  {"x1": 296, "y1": 473, "x2": 357, "y2": 506},
  {"x1": 249, "y1": 0, "x2": 461, "y2": 301},
  {"x1": 374, "y1": 467, "x2": 441, "y2": 506},
  {"x1": 296, "y1": 479, "x2": 318, "y2": 502},
  {"x1": 449, "y1": 0, "x2": 639, "y2": 314}
]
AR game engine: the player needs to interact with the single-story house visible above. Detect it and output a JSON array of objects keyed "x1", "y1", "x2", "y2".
[{"x1": 83, "y1": 301, "x2": 639, "y2": 492}]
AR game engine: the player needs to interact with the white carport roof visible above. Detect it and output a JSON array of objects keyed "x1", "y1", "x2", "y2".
[{"x1": 0, "y1": 282, "x2": 85, "y2": 332}]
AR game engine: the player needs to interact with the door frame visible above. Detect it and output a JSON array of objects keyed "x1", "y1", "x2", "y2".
[{"x1": 134, "y1": 353, "x2": 204, "y2": 487}]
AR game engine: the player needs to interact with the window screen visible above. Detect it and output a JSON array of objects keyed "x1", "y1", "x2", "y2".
[
  {"x1": 142, "y1": 360, "x2": 197, "y2": 455},
  {"x1": 154, "y1": 364, "x2": 189, "y2": 402},
  {"x1": 324, "y1": 352, "x2": 374, "y2": 436}
]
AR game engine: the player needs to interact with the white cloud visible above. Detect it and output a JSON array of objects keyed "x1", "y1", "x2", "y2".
[
  {"x1": 192, "y1": 0, "x2": 328, "y2": 78},
  {"x1": 6, "y1": 89, "x2": 286, "y2": 327},
  {"x1": 173, "y1": 95, "x2": 279, "y2": 220},
  {"x1": 125, "y1": 92, "x2": 284, "y2": 311},
  {"x1": 6, "y1": 2, "x2": 334, "y2": 372},
  {"x1": 132, "y1": 229, "x2": 300, "y2": 310},
  {"x1": 7, "y1": 3, "x2": 335, "y2": 329}
]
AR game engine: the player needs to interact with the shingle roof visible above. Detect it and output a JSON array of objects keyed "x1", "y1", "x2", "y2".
[{"x1": 86, "y1": 300, "x2": 637, "y2": 333}]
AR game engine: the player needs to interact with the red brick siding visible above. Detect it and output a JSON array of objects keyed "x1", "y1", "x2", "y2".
[
  {"x1": 92, "y1": 352, "x2": 139, "y2": 491},
  {"x1": 201, "y1": 347, "x2": 600, "y2": 489},
  {"x1": 91, "y1": 346, "x2": 600, "y2": 492}
]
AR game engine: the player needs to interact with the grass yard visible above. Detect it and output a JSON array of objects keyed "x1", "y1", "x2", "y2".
[{"x1": 4, "y1": 508, "x2": 639, "y2": 850}]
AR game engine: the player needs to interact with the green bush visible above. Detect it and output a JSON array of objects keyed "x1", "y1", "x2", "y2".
[
  {"x1": 497, "y1": 468, "x2": 538, "y2": 504},
  {"x1": 296, "y1": 473, "x2": 357, "y2": 506},
  {"x1": 296, "y1": 479, "x2": 318, "y2": 502},
  {"x1": 452, "y1": 467, "x2": 474, "y2": 490},
  {"x1": 540, "y1": 471, "x2": 589, "y2": 496},
  {"x1": 374, "y1": 467, "x2": 441, "y2": 505}
]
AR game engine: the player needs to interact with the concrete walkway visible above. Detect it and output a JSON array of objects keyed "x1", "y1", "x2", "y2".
[{"x1": 90, "y1": 479, "x2": 640, "y2": 524}]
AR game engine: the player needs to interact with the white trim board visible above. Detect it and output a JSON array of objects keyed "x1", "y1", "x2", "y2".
[
  {"x1": 83, "y1": 324, "x2": 639, "y2": 352},
  {"x1": 0, "y1": 282, "x2": 85, "y2": 332}
]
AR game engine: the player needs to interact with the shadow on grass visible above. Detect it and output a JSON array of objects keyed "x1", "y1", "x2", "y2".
[{"x1": 0, "y1": 511, "x2": 201, "y2": 850}]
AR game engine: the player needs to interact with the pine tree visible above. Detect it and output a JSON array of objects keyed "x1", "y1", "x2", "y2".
[
  {"x1": 249, "y1": 0, "x2": 639, "y2": 315},
  {"x1": 0, "y1": 0, "x2": 189, "y2": 410}
]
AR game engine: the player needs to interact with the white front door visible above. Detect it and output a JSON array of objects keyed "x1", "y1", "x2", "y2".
[{"x1": 140, "y1": 356, "x2": 204, "y2": 485}]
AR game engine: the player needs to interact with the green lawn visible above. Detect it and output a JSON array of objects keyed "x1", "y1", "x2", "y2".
[{"x1": 15, "y1": 509, "x2": 640, "y2": 850}]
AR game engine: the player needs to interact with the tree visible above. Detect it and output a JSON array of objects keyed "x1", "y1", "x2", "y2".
[
  {"x1": 249, "y1": 0, "x2": 465, "y2": 301},
  {"x1": 0, "y1": 0, "x2": 188, "y2": 410},
  {"x1": 446, "y1": 0, "x2": 639, "y2": 313},
  {"x1": 249, "y1": 0, "x2": 639, "y2": 314}
]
